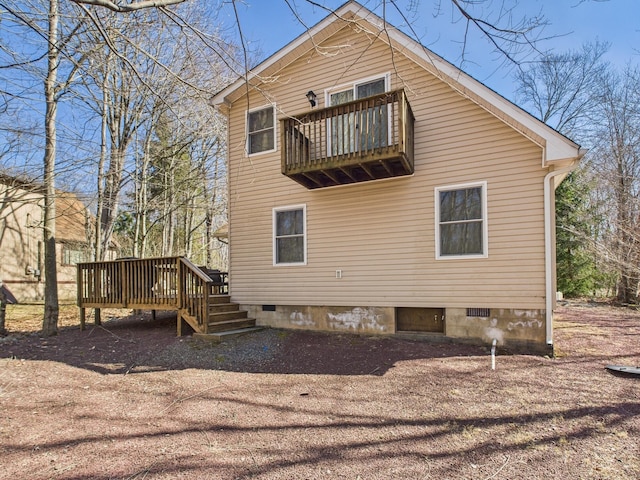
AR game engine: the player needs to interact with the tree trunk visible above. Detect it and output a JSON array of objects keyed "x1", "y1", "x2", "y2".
[
  {"x1": 205, "y1": 205, "x2": 213, "y2": 266},
  {"x1": 42, "y1": 0, "x2": 60, "y2": 336},
  {"x1": 134, "y1": 129, "x2": 152, "y2": 257},
  {"x1": 99, "y1": 146, "x2": 125, "y2": 259},
  {"x1": 184, "y1": 195, "x2": 194, "y2": 258},
  {"x1": 0, "y1": 284, "x2": 7, "y2": 336},
  {"x1": 95, "y1": 70, "x2": 109, "y2": 261},
  {"x1": 205, "y1": 155, "x2": 220, "y2": 266},
  {"x1": 161, "y1": 166, "x2": 175, "y2": 256}
]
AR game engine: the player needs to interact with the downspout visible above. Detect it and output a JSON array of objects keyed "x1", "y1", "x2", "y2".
[{"x1": 543, "y1": 163, "x2": 579, "y2": 347}]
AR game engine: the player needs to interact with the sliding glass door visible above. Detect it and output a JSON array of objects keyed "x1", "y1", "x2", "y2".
[{"x1": 328, "y1": 76, "x2": 388, "y2": 156}]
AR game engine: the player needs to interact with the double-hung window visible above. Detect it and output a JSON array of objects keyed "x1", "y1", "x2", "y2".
[
  {"x1": 436, "y1": 182, "x2": 488, "y2": 259},
  {"x1": 273, "y1": 205, "x2": 306, "y2": 265},
  {"x1": 247, "y1": 105, "x2": 275, "y2": 155}
]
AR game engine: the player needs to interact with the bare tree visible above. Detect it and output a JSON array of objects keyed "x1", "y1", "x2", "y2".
[
  {"x1": 515, "y1": 43, "x2": 611, "y2": 297},
  {"x1": 41, "y1": 0, "x2": 61, "y2": 335},
  {"x1": 515, "y1": 42, "x2": 609, "y2": 138},
  {"x1": 70, "y1": 0, "x2": 233, "y2": 262},
  {"x1": 135, "y1": 103, "x2": 225, "y2": 264},
  {"x1": 1, "y1": 0, "x2": 89, "y2": 335},
  {"x1": 71, "y1": 1, "x2": 553, "y2": 80},
  {"x1": 0, "y1": 0, "x2": 232, "y2": 336},
  {"x1": 444, "y1": 0, "x2": 549, "y2": 67},
  {"x1": 95, "y1": 27, "x2": 148, "y2": 261},
  {"x1": 591, "y1": 66, "x2": 640, "y2": 303}
]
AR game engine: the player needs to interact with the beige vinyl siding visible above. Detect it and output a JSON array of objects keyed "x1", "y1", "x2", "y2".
[{"x1": 226, "y1": 23, "x2": 548, "y2": 310}]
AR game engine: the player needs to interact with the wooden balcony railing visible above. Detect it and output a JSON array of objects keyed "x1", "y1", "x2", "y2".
[{"x1": 281, "y1": 89, "x2": 415, "y2": 189}]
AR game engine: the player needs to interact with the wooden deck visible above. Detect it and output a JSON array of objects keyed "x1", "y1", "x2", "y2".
[{"x1": 77, "y1": 256, "x2": 255, "y2": 335}]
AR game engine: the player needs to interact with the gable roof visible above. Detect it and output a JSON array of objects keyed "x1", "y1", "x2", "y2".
[
  {"x1": 212, "y1": 0, "x2": 584, "y2": 167},
  {"x1": 0, "y1": 172, "x2": 46, "y2": 195},
  {"x1": 55, "y1": 192, "x2": 89, "y2": 243}
]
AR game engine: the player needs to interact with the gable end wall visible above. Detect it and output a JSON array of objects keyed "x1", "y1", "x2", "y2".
[{"x1": 225, "y1": 24, "x2": 551, "y2": 352}]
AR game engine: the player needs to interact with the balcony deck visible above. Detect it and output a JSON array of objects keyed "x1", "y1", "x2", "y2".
[{"x1": 281, "y1": 89, "x2": 415, "y2": 189}]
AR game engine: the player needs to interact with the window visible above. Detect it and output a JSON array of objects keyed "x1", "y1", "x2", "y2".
[
  {"x1": 273, "y1": 205, "x2": 306, "y2": 265},
  {"x1": 436, "y1": 182, "x2": 488, "y2": 259},
  {"x1": 247, "y1": 105, "x2": 275, "y2": 155},
  {"x1": 62, "y1": 243, "x2": 89, "y2": 265}
]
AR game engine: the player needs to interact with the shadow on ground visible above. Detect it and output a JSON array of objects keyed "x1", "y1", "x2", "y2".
[{"x1": 0, "y1": 312, "x2": 488, "y2": 376}]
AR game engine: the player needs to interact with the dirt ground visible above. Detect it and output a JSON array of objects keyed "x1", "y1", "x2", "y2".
[{"x1": 0, "y1": 302, "x2": 638, "y2": 480}]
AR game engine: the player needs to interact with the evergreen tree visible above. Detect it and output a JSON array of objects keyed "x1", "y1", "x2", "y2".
[{"x1": 555, "y1": 169, "x2": 598, "y2": 296}]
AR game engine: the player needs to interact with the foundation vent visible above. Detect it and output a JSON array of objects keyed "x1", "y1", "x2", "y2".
[{"x1": 466, "y1": 307, "x2": 490, "y2": 318}]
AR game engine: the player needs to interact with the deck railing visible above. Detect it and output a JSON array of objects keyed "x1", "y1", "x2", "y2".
[
  {"x1": 77, "y1": 256, "x2": 227, "y2": 332},
  {"x1": 281, "y1": 88, "x2": 414, "y2": 188},
  {"x1": 77, "y1": 256, "x2": 182, "y2": 309}
]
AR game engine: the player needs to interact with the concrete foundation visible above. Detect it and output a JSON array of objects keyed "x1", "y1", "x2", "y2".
[{"x1": 243, "y1": 304, "x2": 552, "y2": 355}]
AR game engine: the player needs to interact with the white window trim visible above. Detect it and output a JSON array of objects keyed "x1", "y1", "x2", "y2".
[
  {"x1": 246, "y1": 104, "x2": 276, "y2": 157},
  {"x1": 273, "y1": 204, "x2": 307, "y2": 266},
  {"x1": 324, "y1": 72, "x2": 391, "y2": 105},
  {"x1": 435, "y1": 181, "x2": 488, "y2": 260}
]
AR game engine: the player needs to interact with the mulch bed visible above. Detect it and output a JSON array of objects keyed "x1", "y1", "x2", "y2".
[{"x1": 0, "y1": 303, "x2": 638, "y2": 479}]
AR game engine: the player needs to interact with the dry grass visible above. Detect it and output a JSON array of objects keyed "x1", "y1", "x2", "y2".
[{"x1": 4, "y1": 303, "x2": 127, "y2": 333}]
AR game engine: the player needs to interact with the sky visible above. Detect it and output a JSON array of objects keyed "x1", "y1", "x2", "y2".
[
  {"x1": 2, "y1": 0, "x2": 637, "y2": 186},
  {"x1": 221, "y1": 0, "x2": 640, "y2": 101}
]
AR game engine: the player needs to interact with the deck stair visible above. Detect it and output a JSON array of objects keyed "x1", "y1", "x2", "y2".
[
  {"x1": 77, "y1": 256, "x2": 259, "y2": 338},
  {"x1": 193, "y1": 326, "x2": 264, "y2": 343},
  {"x1": 205, "y1": 295, "x2": 255, "y2": 332}
]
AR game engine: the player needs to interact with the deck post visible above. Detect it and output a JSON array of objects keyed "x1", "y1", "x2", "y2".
[
  {"x1": 95, "y1": 308, "x2": 101, "y2": 326},
  {"x1": 176, "y1": 258, "x2": 182, "y2": 337},
  {"x1": 176, "y1": 258, "x2": 183, "y2": 309},
  {"x1": 79, "y1": 307, "x2": 85, "y2": 331},
  {"x1": 121, "y1": 259, "x2": 129, "y2": 308},
  {"x1": 76, "y1": 264, "x2": 83, "y2": 326}
]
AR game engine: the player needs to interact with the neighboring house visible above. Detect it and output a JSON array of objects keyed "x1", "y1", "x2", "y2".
[
  {"x1": 211, "y1": 1, "x2": 584, "y2": 353},
  {"x1": 0, "y1": 173, "x2": 116, "y2": 302}
]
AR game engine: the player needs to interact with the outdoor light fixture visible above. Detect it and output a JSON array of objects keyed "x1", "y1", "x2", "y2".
[{"x1": 306, "y1": 90, "x2": 317, "y2": 107}]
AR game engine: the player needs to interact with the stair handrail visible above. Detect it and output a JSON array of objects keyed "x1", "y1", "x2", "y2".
[{"x1": 178, "y1": 257, "x2": 214, "y2": 333}]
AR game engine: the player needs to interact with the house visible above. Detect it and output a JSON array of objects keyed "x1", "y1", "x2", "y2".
[
  {"x1": 211, "y1": 1, "x2": 584, "y2": 354},
  {"x1": 0, "y1": 173, "x2": 116, "y2": 302}
]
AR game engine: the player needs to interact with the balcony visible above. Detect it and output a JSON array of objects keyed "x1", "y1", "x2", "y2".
[{"x1": 281, "y1": 89, "x2": 415, "y2": 189}]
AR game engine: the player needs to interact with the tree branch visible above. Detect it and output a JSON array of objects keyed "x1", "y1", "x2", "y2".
[
  {"x1": 449, "y1": 0, "x2": 550, "y2": 68},
  {"x1": 69, "y1": 0, "x2": 187, "y2": 13}
]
